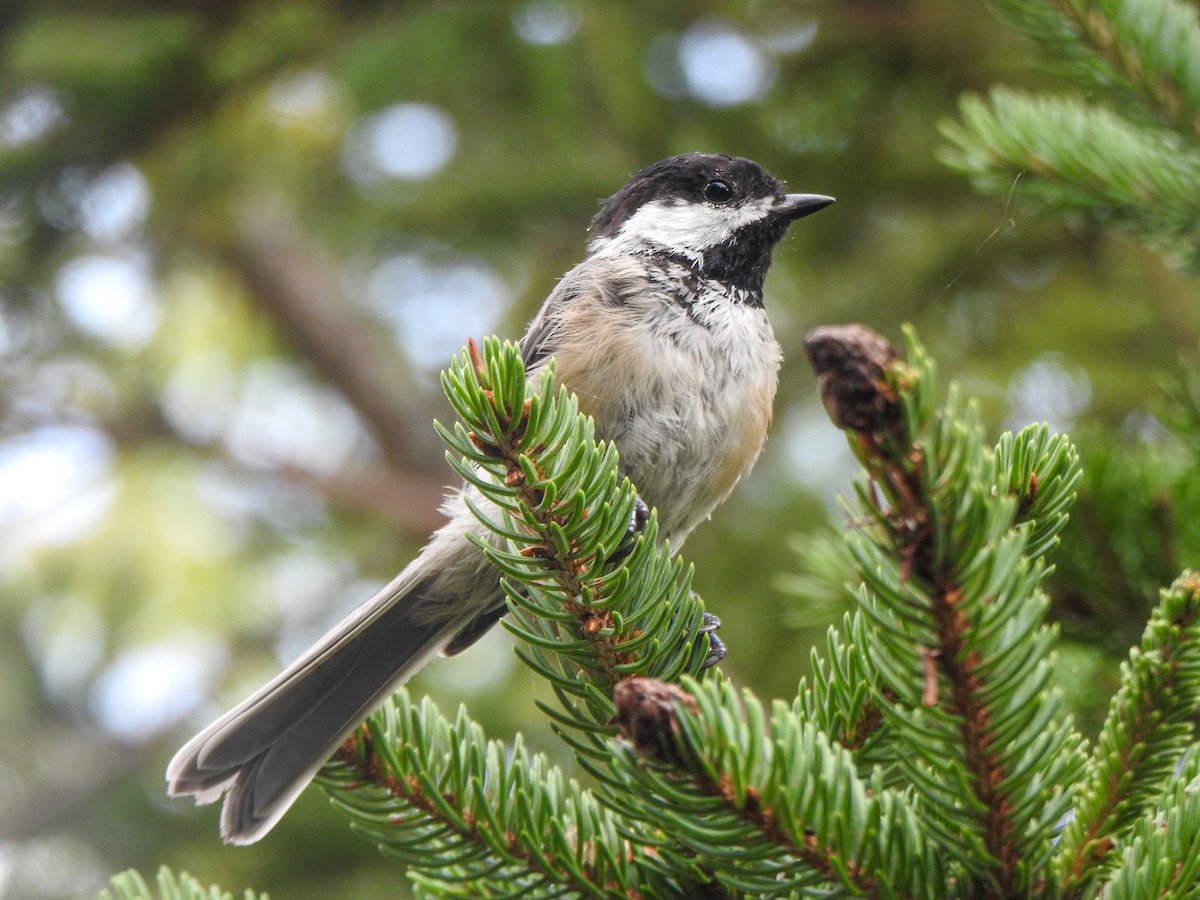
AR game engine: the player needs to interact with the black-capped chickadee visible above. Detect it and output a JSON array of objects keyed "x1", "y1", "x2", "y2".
[{"x1": 167, "y1": 153, "x2": 834, "y2": 843}]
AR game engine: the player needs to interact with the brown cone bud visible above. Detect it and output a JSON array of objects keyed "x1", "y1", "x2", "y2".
[
  {"x1": 612, "y1": 677, "x2": 698, "y2": 766},
  {"x1": 804, "y1": 324, "x2": 901, "y2": 435}
]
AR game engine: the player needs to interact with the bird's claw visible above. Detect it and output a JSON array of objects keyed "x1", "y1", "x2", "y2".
[
  {"x1": 699, "y1": 611, "x2": 726, "y2": 670},
  {"x1": 606, "y1": 495, "x2": 650, "y2": 565}
]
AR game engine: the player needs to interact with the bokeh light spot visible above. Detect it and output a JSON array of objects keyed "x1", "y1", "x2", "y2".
[
  {"x1": 78, "y1": 164, "x2": 150, "y2": 243},
  {"x1": 224, "y1": 361, "x2": 368, "y2": 474},
  {"x1": 343, "y1": 103, "x2": 457, "y2": 183},
  {"x1": 1006, "y1": 354, "x2": 1093, "y2": 433},
  {"x1": 678, "y1": 21, "x2": 775, "y2": 107},
  {"x1": 0, "y1": 87, "x2": 65, "y2": 148},
  {"x1": 364, "y1": 251, "x2": 510, "y2": 371},
  {"x1": 91, "y1": 637, "x2": 227, "y2": 740},
  {"x1": 55, "y1": 253, "x2": 160, "y2": 348},
  {"x1": 0, "y1": 426, "x2": 116, "y2": 555},
  {"x1": 268, "y1": 70, "x2": 338, "y2": 121},
  {"x1": 513, "y1": 0, "x2": 580, "y2": 45}
]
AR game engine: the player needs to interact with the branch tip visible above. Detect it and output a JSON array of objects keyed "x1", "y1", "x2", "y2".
[
  {"x1": 612, "y1": 677, "x2": 698, "y2": 766},
  {"x1": 804, "y1": 324, "x2": 902, "y2": 436},
  {"x1": 467, "y1": 336, "x2": 485, "y2": 377}
]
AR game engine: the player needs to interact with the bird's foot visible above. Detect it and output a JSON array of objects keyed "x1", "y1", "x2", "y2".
[
  {"x1": 606, "y1": 495, "x2": 650, "y2": 565},
  {"x1": 699, "y1": 611, "x2": 726, "y2": 670}
]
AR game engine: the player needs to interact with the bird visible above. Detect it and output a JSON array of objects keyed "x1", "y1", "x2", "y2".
[{"x1": 166, "y1": 152, "x2": 834, "y2": 844}]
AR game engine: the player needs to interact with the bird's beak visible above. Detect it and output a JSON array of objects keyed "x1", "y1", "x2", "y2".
[{"x1": 773, "y1": 193, "x2": 836, "y2": 221}]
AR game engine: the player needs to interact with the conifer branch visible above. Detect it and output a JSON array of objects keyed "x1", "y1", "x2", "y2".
[
  {"x1": 608, "y1": 676, "x2": 939, "y2": 899},
  {"x1": 103, "y1": 866, "x2": 266, "y2": 900},
  {"x1": 795, "y1": 611, "x2": 897, "y2": 778},
  {"x1": 436, "y1": 336, "x2": 945, "y2": 897},
  {"x1": 806, "y1": 324, "x2": 1085, "y2": 896},
  {"x1": 283, "y1": 329, "x2": 1200, "y2": 899},
  {"x1": 810, "y1": 327, "x2": 1024, "y2": 888},
  {"x1": 943, "y1": 1, "x2": 1200, "y2": 266},
  {"x1": 991, "y1": 0, "x2": 1200, "y2": 137},
  {"x1": 317, "y1": 689, "x2": 665, "y2": 899},
  {"x1": 435, "y1": 339, "x2": 713, "y2": 757},
  {"x1": 456, "y1": 338, "x2": 635, "y2": 688},
  {"x1": 940, "y1": 89, "x2": 1200, "y2": 266},
  {"x1": 1053, "y1": 570, "x2": 1200, "y2": 896},
  {"x1": 1098, "y1": 746, "x2": 1200, "y2": 899},
  {"x1": 1062, "y1": 0, "x2": 1200, "y2": 137}
]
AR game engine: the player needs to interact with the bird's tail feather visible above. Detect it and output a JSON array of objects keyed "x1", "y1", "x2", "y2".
[{"x1": 166, "y1": 577, "x2": 461, "y2": 844}]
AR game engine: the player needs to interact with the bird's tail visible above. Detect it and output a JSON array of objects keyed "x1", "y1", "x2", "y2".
[{"x1": 166, "y1": 572, "x2": 470, "y2": 844}]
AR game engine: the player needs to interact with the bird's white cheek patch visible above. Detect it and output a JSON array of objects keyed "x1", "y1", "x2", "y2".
[{"x1": 597, "y1": 197, "x2": 776, "y2": 261}]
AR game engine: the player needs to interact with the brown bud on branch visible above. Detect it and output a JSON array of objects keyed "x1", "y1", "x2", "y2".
[
  {"x1": 804, "y1": 324, "x2": 901, "y2": 436},
  {"x1": 612, "y1": 677, "x2": 699, "y2": 766}
]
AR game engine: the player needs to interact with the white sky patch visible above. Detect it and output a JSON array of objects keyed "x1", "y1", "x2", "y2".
[
  {"x1": 55, "y1": 252, "x2": 160, "y2": 348},
  {"x1": 364, "y1": 252, "x2": 510, "y2": 371},
  {"x1": 342, "y1": 103, "x2": 457, "y2": 183},
  {"x1": 0, "y1": 426, "x2": 116, "y2": 557},
  {"x1": 91, "y1": 636, "x2": 228, "y2": 740},
  {"x1": 0, "y1": 86, "x2": 65, "y2": 148},
  {"x1": 267, "y1": 551, "x2": 353, "y2": 618},
  {"x1": 778, "y1": 401, "x2": 860, "y2": 512},
  {"x1": 679, "y1": 21, "x2": 775, "y2": 106},
  {"x1": 592, "y1": 195, "x2": 776, "y2": 262},
  {"x1": 192, "y1": 459, "x2": 326, "y2": 536},
  {"x1": 159, "y1": 350, "x2": 239, "y2": 445},
  {"x1": 223, "y1": 360, "x2": 368, "y2": 474},
  {"x1": 78, "y1": 163, "x2": 150, "y2": 243},
  {"x1": 513, "y1": 0, "x2": 580, "y2": 45},
  {"x1": 274, "y1": 572, "x2": 373, "y2": 663},
  {"x1": 1006, "y1": 354, "x2": 1092, "y2": 434},
  {"x1": 268, "y1": 69, "x2": 338, "y2": 121}
]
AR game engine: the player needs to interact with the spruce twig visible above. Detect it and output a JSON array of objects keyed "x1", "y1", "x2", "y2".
[
  {"x1": 287, "y1": 332, "x2": 1200, "y2": 899},
  {"x1": 992, "y1": 0, "x2": 1200, "y2": 137},
  {"x1": 609, "y1": 676, "x2": 936, "y2": 899},
  {"x1": 943, "y1": 0, "x2": 1200, "y2": 266},
  {"x1": 808, "y1": 326, "x2": 1022, "y2": 889},
  {"x1": 806, "y1": 324, "x2": 1084, "y2": 896},
  {"x1": 1099, "y1": 745, "x2": 1200, "y2": 899},
  {"x1": 435, "y1": 338, "x2": 713, "y2": 757},
  {"x1": 1054, "y1": 570, "x2": 1200, "y2": 895},
  {"x1": 102, "y1": 867, "x2": 266, "y2": 900},
  {"x1": 317, "y1": 690, "x2": 663, "y2": 899}
]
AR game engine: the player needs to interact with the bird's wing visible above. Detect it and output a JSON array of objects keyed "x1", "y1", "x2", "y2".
[
  {"x1": 519, "y1": 255, "x2": 650, "y2": 372},
  {"x1": 519, "y1": 267, "x2": 584, "y2": 372}
]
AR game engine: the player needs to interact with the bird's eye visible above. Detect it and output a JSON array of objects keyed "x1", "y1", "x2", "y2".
[{"x1": 703, "y1": 179, "x2": 734, "y2": 203}]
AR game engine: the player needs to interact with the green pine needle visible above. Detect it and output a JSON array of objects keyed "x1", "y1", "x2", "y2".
[
  {"x1": 607, "y1": 676, "x2": 941, "y2": 898},
  {"x1": 102, "y1": 867, "x2": 267, "y2": 900},
  {"x1": 989, "y1": 0, "x2": 1200, "y2": 136},
  {"x1": 1054, "y1": 570, "x2": 1200, "y2": 894},
  {"x1": 805, "y1": 324, "x2": 1086, "y2": 894},
  {"x1": 436, "y1": 339, "x2": 713, "y2": 753},
  {"x1": 317, "y1": 690, "x2": 661, "y2": 899},
  {"x1": 294, "y1": 329, "x2": 1200, "y2": 899},
  {"x1": 940, "y1": 88, "x2": 1200, "y2": 266},
  {"x1": 1091, "y1": 746, "x2": 1200, "y2": 899},
  {"x1": 942, "y1": 0, "x2": 1200, "y2": 267}
]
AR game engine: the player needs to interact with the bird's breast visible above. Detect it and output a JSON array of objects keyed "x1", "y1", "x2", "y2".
[{"x1": 549, "y1": 277, "x2": 781, "y2": 547}]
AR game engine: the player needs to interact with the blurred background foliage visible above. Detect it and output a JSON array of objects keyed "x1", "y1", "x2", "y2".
[{"x1": 0, "y1": 1, "x2": 1197, "y2": 897}]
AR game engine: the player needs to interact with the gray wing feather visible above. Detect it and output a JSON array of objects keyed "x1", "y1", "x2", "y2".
[
  {"x1": 167, "y1": 494, "x2": 500, "y2": 843},
  {"x1": 520, "y1": 272, "x2": 580, "y2": 370},
  {"x1": 520, "y1": 256, "x2": 644, "y2": 371}
]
